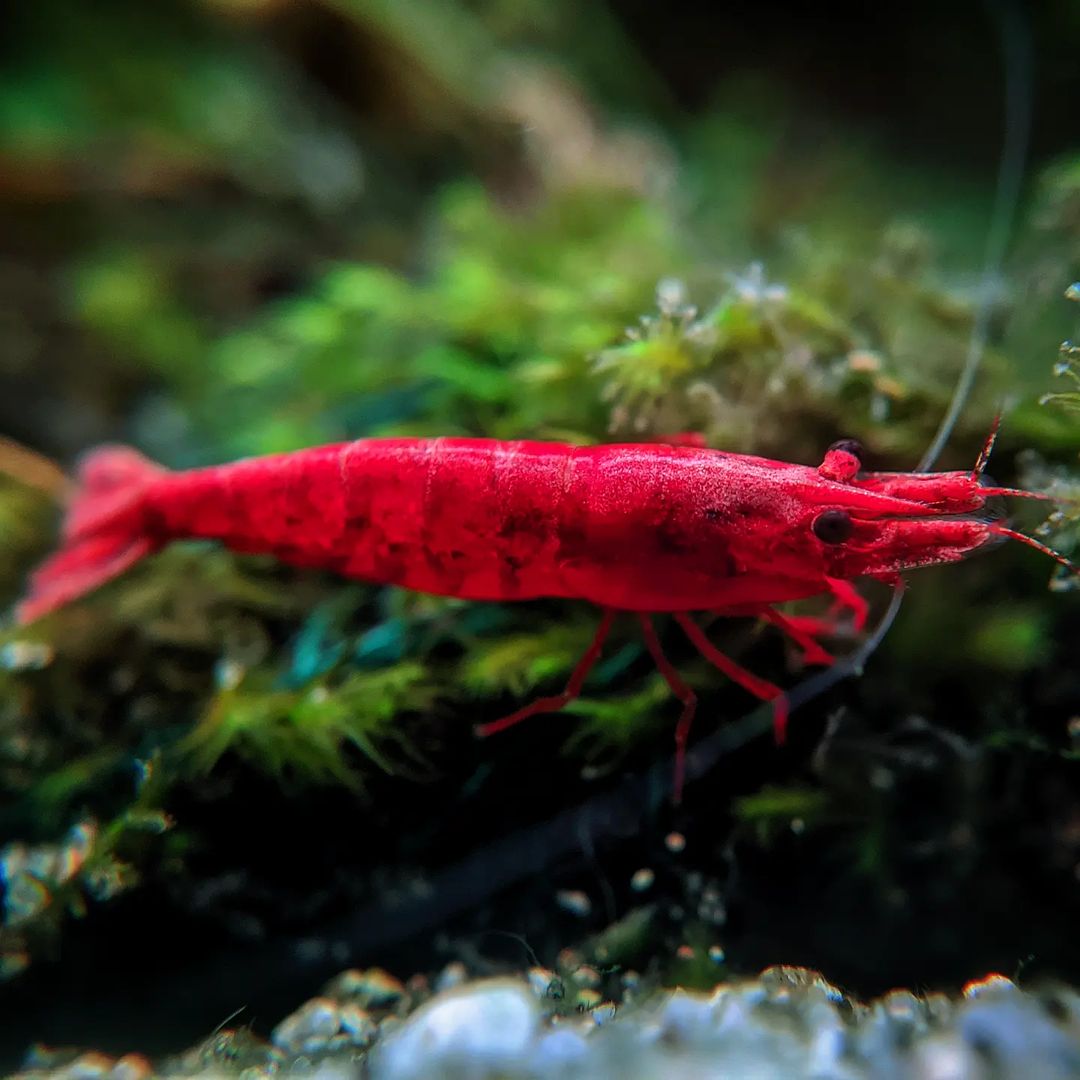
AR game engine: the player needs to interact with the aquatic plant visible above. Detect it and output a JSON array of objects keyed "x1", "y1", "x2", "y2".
[
  {"x1": 1017, "y1": 283, "x2": 1080, "y2": 590},
  {"x1": 182, "y1": 662, "x2": 438, "y2": 790}
]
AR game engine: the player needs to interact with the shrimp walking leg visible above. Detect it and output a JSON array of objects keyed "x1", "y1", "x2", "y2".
[
  {"x1": 767, "y1": 578, "x2": 871, "y2": 646},
  {"x1": 755, "y1": 607, "x2": 836, "y2": 667},
  {"x1": 474, "y1": 609, "x2": 616, "y2": 737},
  {"x1": 637, "y1": 614, "x2": 697, "y2": 805},
  {"x1": 827, "y1": 577, "x2": 869, "y2": 630},
  {"x1": 674, "y1": 613, "x2": 790, "y2": 745},
  {"x1": 712, "y1": 604, "x2": 835, "y2": 666}
]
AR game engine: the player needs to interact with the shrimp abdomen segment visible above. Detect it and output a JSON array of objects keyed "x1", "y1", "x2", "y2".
[
  {"x1": 150, "y1": 438, "x2": 816, "y2": 609},
  {"x1": 338, "y1": 438, "x2": 569, "y2": 599},
  {"x1": 333, "y1": 439, "x2": 752, "y2": 605},
  {"x1": 145, "y1": 443, "x2": 352, "y2": 566},
  {"x1": 149, "y1": 438, "x2": 578, "y2": 600}
]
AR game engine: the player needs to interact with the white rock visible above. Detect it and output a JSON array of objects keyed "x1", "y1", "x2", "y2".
[
  {"x1": 372, "y1": 978, "x2": 540, "y2": 1080},
  {"x1": 272, "y1": 997, "x2": 341, "y2": 1052},
  {"x1": 532, "y1": 1028, "x2": 591, "y2": 1073},
  {"x1": 654, "y1": 989, "x2": 721, "y2": 1043}
]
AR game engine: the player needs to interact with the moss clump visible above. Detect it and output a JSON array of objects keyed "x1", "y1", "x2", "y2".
[{"x1": 182, "y1": 662, "x2": 437, "y2": 791}]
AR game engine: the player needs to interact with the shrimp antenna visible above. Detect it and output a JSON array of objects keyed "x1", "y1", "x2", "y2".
[
  {"x1": 969, "y1": 412, "x2": 1055, "y2": 499},
  {"x1": 971, "y1": 411, "x2": 1003, "y2": 479},
  {"x1": 976, "y1": 483, "x2": 1052, "y2": 501},
  {"x1": 991, "y1": 523, "x2": 1080, "y2": 576}
]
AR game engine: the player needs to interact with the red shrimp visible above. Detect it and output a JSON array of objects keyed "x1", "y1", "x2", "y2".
[{"x1": 14, "y1": 432, "x2": 1075, "y2": 800}]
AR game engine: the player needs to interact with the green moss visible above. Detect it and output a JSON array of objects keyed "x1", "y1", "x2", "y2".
[
  {"x1": 183, "y1": 662, "x2": 437, "y2": 791},
  {"x1": 561, "y1": 677, "x2": 672, "y2": 774},
  {"x1": 460, "y1": 623, "x2": 600, "y2": 698},
  {"x1": 1017, "y1": 284, "x2": 1080, "y2": 589}
]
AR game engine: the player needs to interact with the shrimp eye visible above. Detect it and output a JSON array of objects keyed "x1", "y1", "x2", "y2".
[
  {"x1": 813, "y1": 509, "x2": 854, "y2": 544},
  {"x1": 827, "y1": 438, "x2": 864, "y2": 464}
]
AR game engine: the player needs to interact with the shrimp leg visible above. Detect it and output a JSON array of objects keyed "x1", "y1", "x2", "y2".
[
  {"x1": 674, "y1": 613, "x2": 790, "y2": 746},
  {"x1": 710, "y1": 603, "x2": 836, "y2": 666},
  {"x1": 474, "y1": 609, "x2": 616, "y2": 737},
  {"x1": 755, "y1": 607, "x2": 836, "y2": 667},
  {"x1": 768, "y1": 577, "x2": 870, "y2": 644},
  {"x1": 827, "y1": 577, "x2": 869, "y2": 630},
  {"x1": 637, "y1": 614, "x2": 697, "y2": 805},
  {"x1": 756, "y1": 574, "x2": 872, "y2": 648}
]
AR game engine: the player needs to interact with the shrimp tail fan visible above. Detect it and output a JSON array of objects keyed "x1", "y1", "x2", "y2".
[{"x1": 16, "y1": 445, "x2": 167, "y2": 624}]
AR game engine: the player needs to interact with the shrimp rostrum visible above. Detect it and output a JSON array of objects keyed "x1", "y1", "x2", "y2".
[{"x1": 15, "y1": 432, "x2": 1076, "y2": 800}]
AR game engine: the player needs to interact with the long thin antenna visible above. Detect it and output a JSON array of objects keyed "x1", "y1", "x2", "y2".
[{"x1": 991, "y1": 524, "x2": 1080, "y2": 576}]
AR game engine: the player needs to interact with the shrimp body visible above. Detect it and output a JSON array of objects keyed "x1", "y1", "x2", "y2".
[
  {"x1": 16, "y1": 434, "x2": 1067, "y2": 801},
  {"x1": 140, "y1": 438, "x2": 997, "y2": 611}
]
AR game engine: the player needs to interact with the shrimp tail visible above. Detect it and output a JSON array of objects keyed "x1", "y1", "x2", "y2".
[{"x1": 16, "y1": 445, "x2": 166, "y2": 624}]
